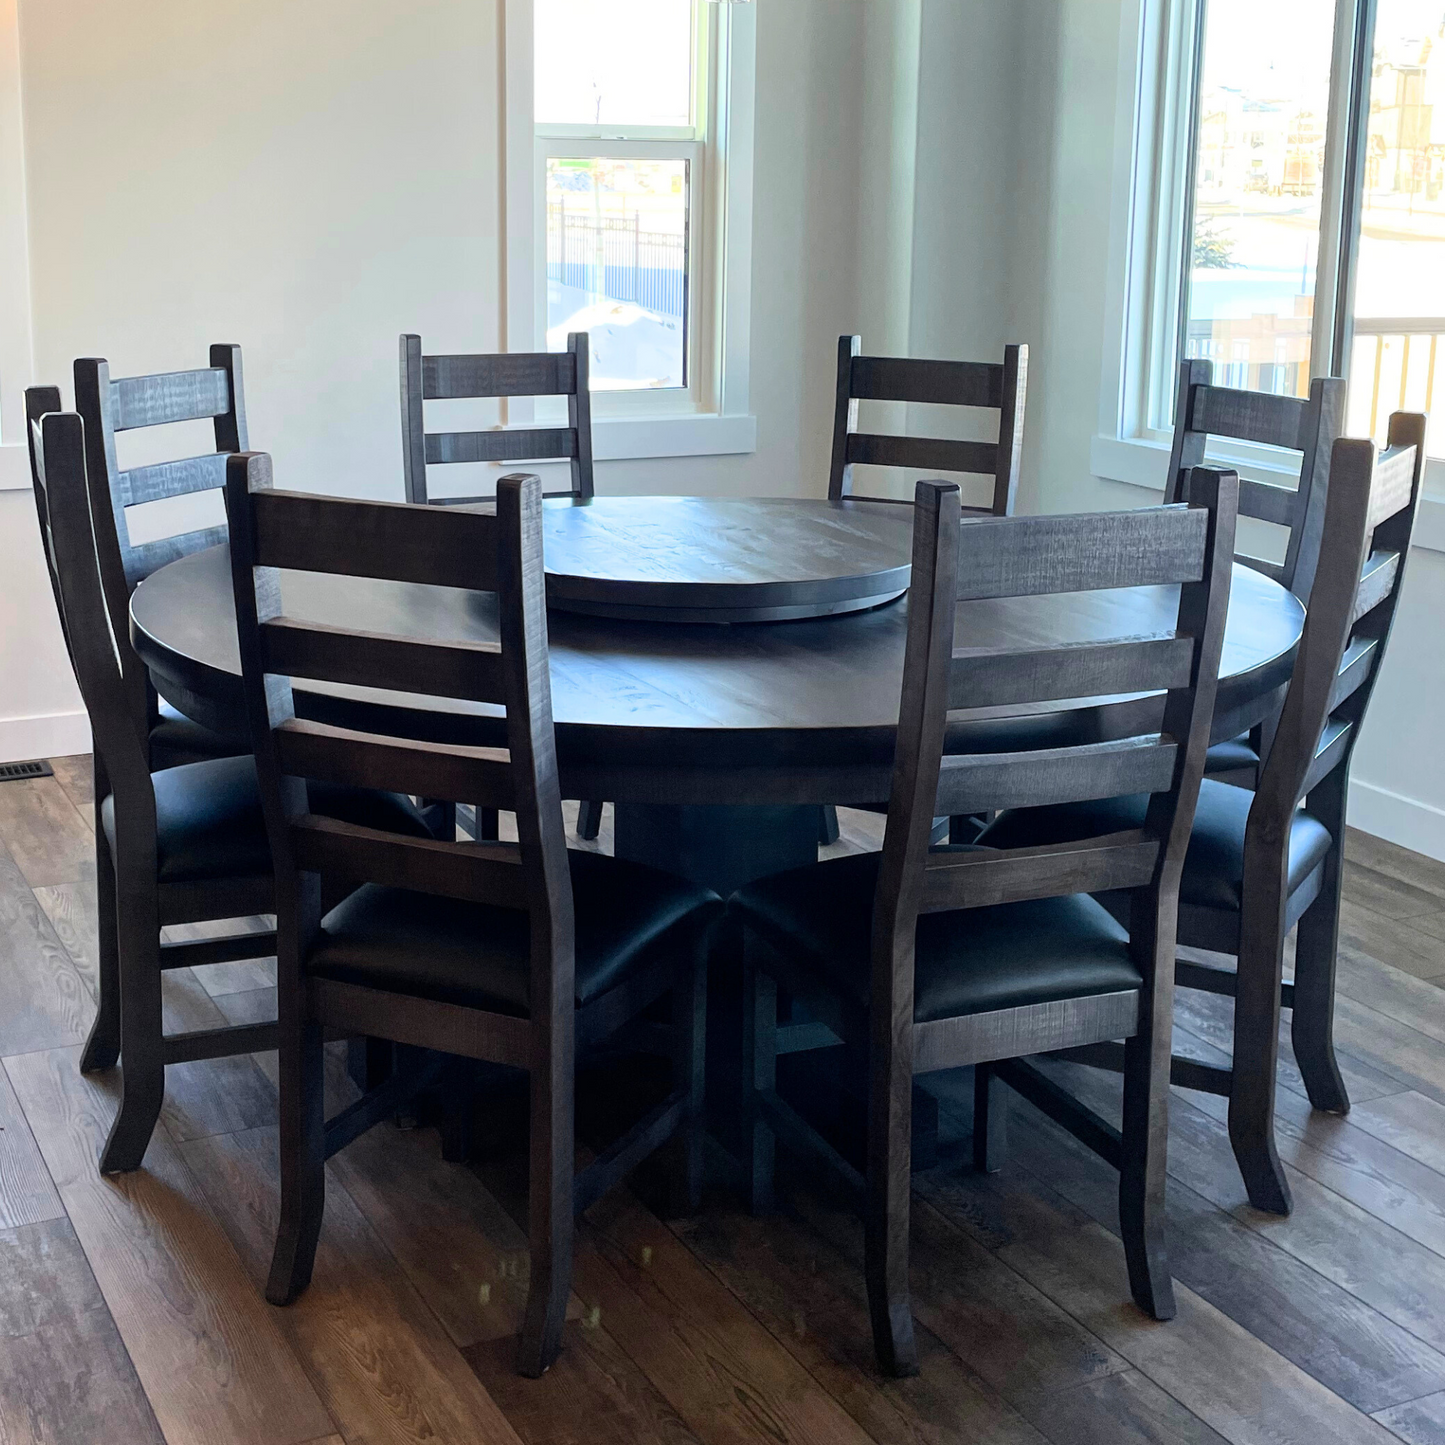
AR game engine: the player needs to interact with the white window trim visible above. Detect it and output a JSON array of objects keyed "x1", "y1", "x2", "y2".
[
  {"x1": 1091, "y1": 0, "x2": 1445, "y2": 551},
  {"x1": 0, "y1": 0, "x2": 36, "y2": 491},
  {"x1": 503, "y1": 0, "x2": 756, "y2": 461}
]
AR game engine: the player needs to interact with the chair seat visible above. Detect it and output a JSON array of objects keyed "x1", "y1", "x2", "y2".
[
  {"x1": 1205, "y1": 733, "x2": 1259, "y2": 777},
  {"x1": 101, "y1": 754, "x2": 434, "y2": 885},
  {"x1": 308, "y1": 851, "x2": 721, "y2": 1016},
  {"x1": 730, "y1": 850, "x2": 1139, "y2": 1023},
  {"x1": 977, "y1": 779, "x2": 1333, "y2": 914},
  {"x1": 150, "y1": 700, "x2": 247, "y2": 767}
]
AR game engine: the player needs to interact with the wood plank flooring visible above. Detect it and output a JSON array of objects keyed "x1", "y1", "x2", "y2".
[{"x1": 1, "y1": 764, "x2": 1444, "y2": 1444}]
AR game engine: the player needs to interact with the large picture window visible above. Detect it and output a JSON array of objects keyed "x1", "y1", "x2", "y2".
[{"x1": 1113, "y1": 0, "x2": 1445, "y2": 475}]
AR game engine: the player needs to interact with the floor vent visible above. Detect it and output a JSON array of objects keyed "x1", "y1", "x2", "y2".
[{"x1": 0, "y1": 760, "x2": 54, "y2": 783}]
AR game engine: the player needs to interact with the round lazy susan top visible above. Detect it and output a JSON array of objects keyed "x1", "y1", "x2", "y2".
[{"x1": 536, "y1": 495, "x2": 914, "y2": 622}]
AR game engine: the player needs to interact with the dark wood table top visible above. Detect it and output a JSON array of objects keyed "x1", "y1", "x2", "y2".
[
  {"x1": 535, "y1": 496, "x2": 913, "y2": 622},
  {"x1": 132, "y1": 540, "x2": 1304, "y2": 807}
]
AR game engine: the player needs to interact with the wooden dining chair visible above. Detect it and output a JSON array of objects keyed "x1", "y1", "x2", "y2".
[
  {"x1": 73, "y1": 347, "x2": 253, "y2": 770},
  {"x1": 1166, "y1": 361, "x2": 1347, "y2": 785},
  {"x1": 983, "y1": 417, "x2": 1426, "y2": 1216},
  {"x1": 400, "y1": 332, "x2": 604, "y2": 842},
  {"x1": 821, "y1": 334, "x2": 1029, "y2": 847},
  {"x1": 225, "y1": 459, "x2": 720, "y2": 1377},
  {"x1": 732, "y1": 471, "x2": 1238, "y2": 1375},
  {"x1": 828, "y1": 335, "x2": 1027, "y2": 515},
  {"x1": 29, "y1": 406, "x2": 435, "y2": 1174}
]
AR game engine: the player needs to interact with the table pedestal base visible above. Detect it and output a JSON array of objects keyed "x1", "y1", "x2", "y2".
[
  {"x1": 613, "y1": 802, "x2": 820, "y2": 897},
  {"x1": 612, "y1": 801, "x2": 939, "y2": 1177}
]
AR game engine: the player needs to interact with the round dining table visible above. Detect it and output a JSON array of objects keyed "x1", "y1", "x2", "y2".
[{"x1": 130, "y1": 495, "x2": 1305, "y2": 896}]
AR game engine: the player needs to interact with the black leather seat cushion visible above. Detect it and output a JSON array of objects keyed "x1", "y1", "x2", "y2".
[
  {"x1": 978, "y1": 779, "x2": 1333, "y2": 914},
  {"x1": 101, "y1": 754, "x2": 434, "y2": 884},
  {"x1": 730, "y1": 850, "x2": 1139, "y2": 1023},
  {"x1": 150, "y1": 700, "x2": 246, "y2": 767},
  {"x1": 1205, "y1": 734, "x2": 1259, "y2": 776},
  {"x1": 308, "y1": 850, "x2": 722, "y2": 1015}
]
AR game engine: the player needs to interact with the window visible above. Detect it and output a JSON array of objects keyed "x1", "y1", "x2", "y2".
[
  {"x1": 1100, "y1": 0, "x2": 1445, "y2": 489},
  {"x1": 507, "y1": 0, "x2": 756, "y2": 459}
]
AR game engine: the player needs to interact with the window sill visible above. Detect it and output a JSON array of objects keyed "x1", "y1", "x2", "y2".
[
  {"x1": 591, "y1": 412, "x2": 757, "y2": 462},
  {"x1": 1091, "y1": 432, "x2": 1445, "y2": 557}
]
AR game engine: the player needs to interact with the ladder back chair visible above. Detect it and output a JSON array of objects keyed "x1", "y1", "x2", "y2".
[
  {"x1": 400, "y1": 332, "x2": 594, "y2": 506},
  {"x1": 1167, "y1": 360, "x2": 1347, "y2": 784},
  {"x1": 983, "y1": 417, "x2": 1426, "y2": 1215},
  {"x1": 731, "y1": 471, "x2": 1238, "y2": 1375},
  {"x1": 828, "y1": 335, "x2": 1027, "y2": 515},
  {"x1": 30, "y1": 408, "x2": 433, "y2": 1174},
  {"x1": 225, "y1": 460, "x2": 719, "y2": 1377},
  {"x1": 73, "y1": 346, "x2": 252, "y2": 768},
  {"x1": 400, "y1": 332, "x2": 601, "y2": 842}
]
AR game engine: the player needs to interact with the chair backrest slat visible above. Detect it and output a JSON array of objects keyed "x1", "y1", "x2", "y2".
[
  {"x1": 1166, "y1": 358, "x2": 1346, "y2": 599},
  {"x1": 117, "y1": 452, "x2": 230, "y2": 508},
  {"x1": 259, "y1": 621, "x2": 505, "y2": 705},
  {"x1": 934, "y1": 738, "x2": 1179, "y2": 819},
  {"x1": 1253, "y1": 414, "x2": 1424, "y2": 828},
  {"x1": 1366, "y1": 444, "x2": 1418, "y2": 531},
  {"x1": 424, "y1": 351, "x2": 577, "y2": 398},
  {"x1": 954, "y1": 506, "x2": 1208, "y2": 601},
  {"x1": 920, "y1": 832, "x2": 1160, "y2": 913},
  {"x1": 401, "y1": 332, "x2": 594, "y2": 504},
  {"x1": 875, "y1": 470, "x2": 1237, "y2": 955},
  {"x1": 290, "y1": 817, "x2": 527, "y2": 907},
  {"x1": 1189, "y1": 386, "x2": 1309, "y2": 451},
  {"x1": 845, "y1": 433, "x2": 997, "y2": 477},
  {"x1": 251, "y1": 489, "x2": 501, "y2": 591},
  {"x1": 849, "y1": 355, "x2": 1003, "y2": 409},
  {"x1": 274, "y1": 720, "x2": 516, "y2": 811},
  {"x1": 1238, "y1": 477, "x2": 1299, "y2": 528},
  {"x1": 111, "y1": 367, "x2": 231, "y2": 431},
  {"x1": 949, "y1": 634, "x2": 1195, "y2": 711},
  {"x1": 228, "y1": 457, "x2": 574, "y2": 1005},
  {"x1": 425, "y1": 427, "x2": 578, "y2": 467},
  {"x1": 1353, "y1": 549, "x2": 1401, "y2": 625},
  {"x1": 829, "y1": 335, "x2": 1028, "y2": 516}
]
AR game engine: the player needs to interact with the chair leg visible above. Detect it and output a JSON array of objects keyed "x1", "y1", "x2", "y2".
[
  {"x1": 80, "y1": 822, "x2": 121, "y2": 1073},
  {"x1": 972, "y1": 1062, "x2": 1007, "y2": 1174},
  {"x1": 1228, "y1": 882, "x2": 1293, "y2": 1215},
  {"x1": 97, "y1": 888, "x2": 165, "y2": 1174},
  {"x1": 576, "y1": 801, "x2": 603, "y2": 842},
  {"x1": 669, "y1": 942, "x2": 708, "y2": 1216},
  {"x1": 266, "y1": 1018, "x2": 327, "y2": 1305},
  {"x1": 818, "y1": 805, "x2": 840, "y2": 847},
  {"x1": 1292, "y1": 776, "x2": 1350, "y2": 1114},
  {"x1": 739, "y1": 947, "x2": 777, "y2": 1215},
  {"x1": 1119, "y1": 1030, "x2": 1176, "y2": 1320},
  {"x1": 864, "y1": 1016, "x2": 918, "y2": 1378},
  {"x1": 346, "y1": 1036, "x2": 393, "y2": 1093},
  {"x1": 439, "y1": 1058, "x2": 475, "y2": 1164},
  {"x1": 517, "y1": 1015, "x2": 575, "y2": 1378}
]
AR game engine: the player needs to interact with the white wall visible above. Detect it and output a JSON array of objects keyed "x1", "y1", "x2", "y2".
[{"x1": 5, "y1": 0, "x2": 959, "y2": 759}]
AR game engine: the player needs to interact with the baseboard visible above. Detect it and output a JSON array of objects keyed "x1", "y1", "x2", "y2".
[
  {"x1": 0, "y1": 710, "x2": 91, "y2": 765},
  {"x1": 1348, "y1": 777, "x2": 1445, "y2": 864}
]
